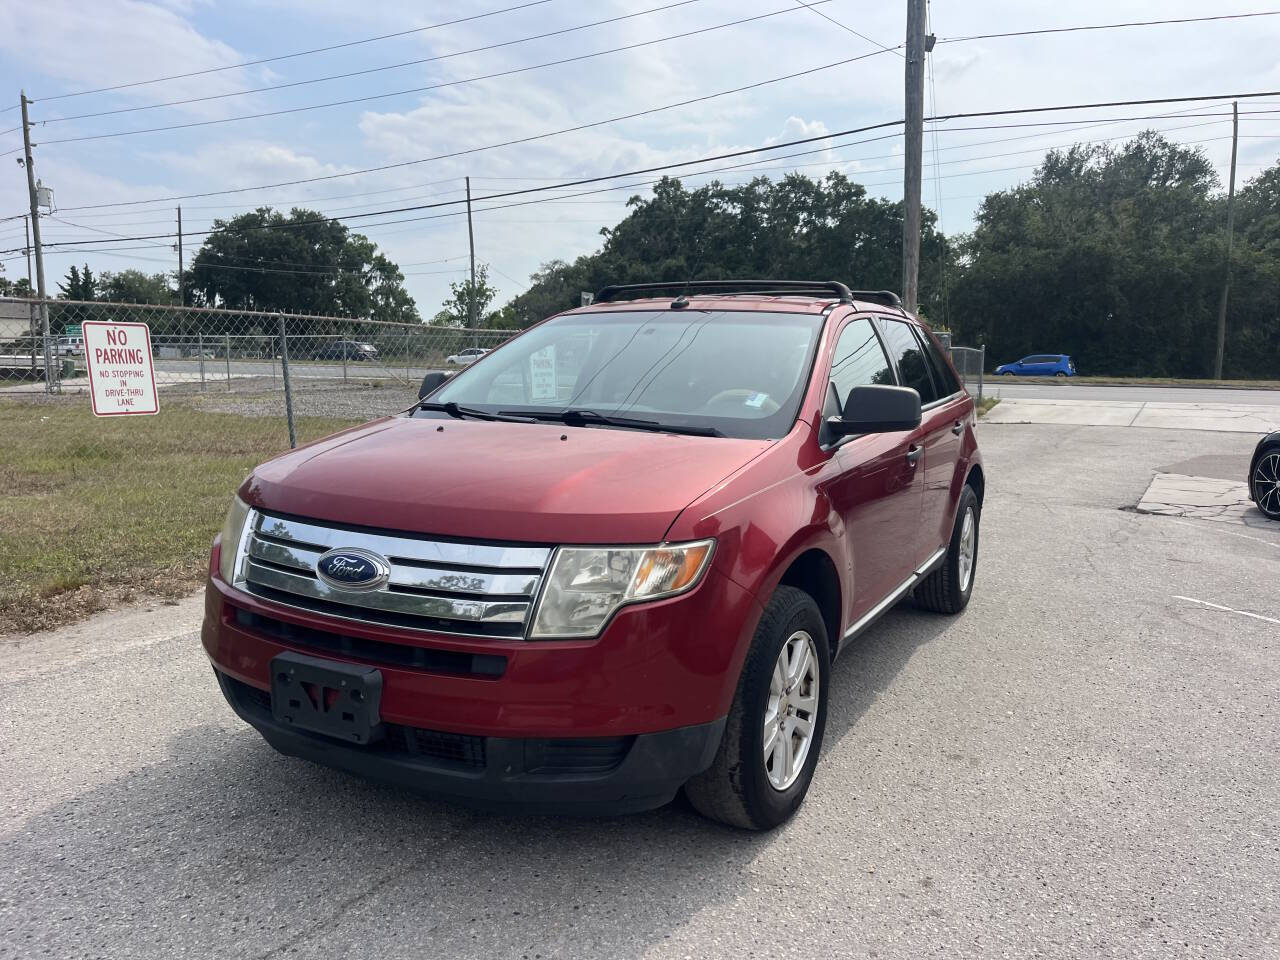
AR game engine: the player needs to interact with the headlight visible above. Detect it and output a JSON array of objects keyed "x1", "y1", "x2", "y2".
[
  {"x1": 530, "y1": 540, "x2": 715, "y2": 639},
  {"x1": 217, "y1": 495, "x2": 253, "y2": 584}
]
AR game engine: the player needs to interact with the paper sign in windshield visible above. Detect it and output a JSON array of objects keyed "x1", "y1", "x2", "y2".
[{"x1": 529, "y1": 346, "x2": 557, "y2": 401}]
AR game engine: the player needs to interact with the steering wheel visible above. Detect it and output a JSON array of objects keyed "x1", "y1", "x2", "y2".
[{"x1": 701, "y1": 389, "x2": 780, "y2": 416}]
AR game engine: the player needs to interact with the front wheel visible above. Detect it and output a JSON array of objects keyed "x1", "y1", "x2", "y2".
[
  {"x1": 914, "y1": 485, "x2": 980, "y2": 614},
  {"x1": 1055, "y1": 371, "x2": 1067, "y2": 377},
  {"x1": 1253, "y1": 449, "x2": 1280, "y2": 519},
  {"x1": 684, "y1": 585, "x2": 830, "y2": 830}
]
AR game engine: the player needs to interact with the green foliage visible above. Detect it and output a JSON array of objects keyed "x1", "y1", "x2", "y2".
[
  {"x1": 98, "y1": 269, "x2": 176, "y2": 305},
  {"x1": 506, "y1": 173, "x2": 952, "y2": 328},
  {"x1": 187, "y1": 207, "x2": 420, "y2": 325},
  {"x1": 441, "y1": 264, "x2": 498, "y2": 328},
  {"x1": 58, "y1": 264, "x2": 97, "y2": 301},
  {"x1": 0, "y1": 273, "x2": 32, "y2": 297},
  {"x1": 949, "y1": 132, "x2": 1277, "y2": 378}
]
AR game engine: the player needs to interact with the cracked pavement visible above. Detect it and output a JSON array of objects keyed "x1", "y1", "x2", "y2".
[
  {"x1": 1136, "y1": 473, "x2": 1274, "y2": 529},
  {"x1": 1, "y1": 423, "x2": 1277, "y2": 959}
]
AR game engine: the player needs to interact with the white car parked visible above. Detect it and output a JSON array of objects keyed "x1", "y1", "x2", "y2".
[
  {"x1": 56, "y1": 335, "x2": 85, "y2": 357},
  {"x1": 446, "y1": 347, "x2": 490, "y2": 365}
]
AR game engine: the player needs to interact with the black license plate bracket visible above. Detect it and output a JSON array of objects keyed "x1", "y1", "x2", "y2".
[{"x1": 270, "y1": 651, "x2": 384, "y2": 745}]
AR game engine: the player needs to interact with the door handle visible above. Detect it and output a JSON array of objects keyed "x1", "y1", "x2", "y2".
[
  {"x1": 951, "y1": 420, "x2": 964, "y2": 436},
  {"x1": 906, "y1": 445, "x2": 923, "y2": 466}
]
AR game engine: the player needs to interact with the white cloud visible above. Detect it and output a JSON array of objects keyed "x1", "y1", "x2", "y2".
[{"x1": 5, "y1": 0, "x2": 1280, "y2": 312}]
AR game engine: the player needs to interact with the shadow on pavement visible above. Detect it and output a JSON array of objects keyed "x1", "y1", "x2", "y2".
[{"x1": 3, "y1": 604, "x2": 950, "y2": 959}]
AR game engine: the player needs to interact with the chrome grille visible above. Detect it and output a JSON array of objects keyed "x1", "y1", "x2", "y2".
[{"x1": 236, "y1": 510, "x2": 551, "y2": 637}]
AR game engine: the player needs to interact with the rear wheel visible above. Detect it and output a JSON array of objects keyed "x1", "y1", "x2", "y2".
[
  {"x1": 684, "y1": 586, "x2": 830, "y2": 830},
  {"x1": 1253, "y1": 450, "x2": 1280, "y2": 520},
  {"x1": 914, "y1": 485, "x2": 980, "y2": 614}
]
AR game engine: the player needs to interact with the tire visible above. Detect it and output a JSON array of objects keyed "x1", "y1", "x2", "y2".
[
  {"x1": 999, "y1": 371, "x2": 1013, "y2": 376},
  {"x1": 684, "y1": 585, "x2": 830, "y2": 830},
  {"x1": 1055, "y1": 371, "x2": 1067, "y2": 377},
  {"x1": 1252, "y1": 448, "x2": 1280, "y2": 520},
  {"x1": 914, "y1": 484, "x2": 980, "y2": 615}
]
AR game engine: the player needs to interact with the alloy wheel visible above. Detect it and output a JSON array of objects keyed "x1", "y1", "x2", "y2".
[
  {"x1": 763, "y1": 630, "x2": 820, "y2": 791},
  {"x1": 958, "y1": 506, "x2": 977, "y2": 593},
  {"x1": 1254, "y1": 452, "x2": 1280, "y2": 518}
]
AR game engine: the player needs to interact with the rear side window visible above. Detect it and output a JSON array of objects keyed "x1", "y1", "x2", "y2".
[
  {"x1": 914, "y1": 327, "x2": 962, "y2": 396},
  {"x1": 828, "y1": 317, "x2": 894, "y2": 409},
  {"x1": 877, "y1": 318, "x2": 939, "y2": 405}
]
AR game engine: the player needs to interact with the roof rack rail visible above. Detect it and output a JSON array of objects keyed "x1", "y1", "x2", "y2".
[
  {"x1": 847, "y1": 289, "x2": 903, "y2": 307},
  {"x1": 594, "y1": 280, "x2": 855, "y2": 304},
  {"x1": 592, "y1": 280, "x2": 904, "y2": 309}
]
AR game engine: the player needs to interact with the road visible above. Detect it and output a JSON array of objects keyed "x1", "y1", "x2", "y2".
[
  {"x1": 988, "y1": 380, "x2": 1280, "y2": 406},
  {"x1": 2, "y1": 424, "x2": 1278, "y2": 959},
  {"x1": 151, "y1": 357, "x2": 452, "y2": 383}
]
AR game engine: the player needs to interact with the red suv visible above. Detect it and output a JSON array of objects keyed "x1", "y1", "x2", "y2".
[{"x1": 204, "y1": 280, "x2": 984, "y2": 829}]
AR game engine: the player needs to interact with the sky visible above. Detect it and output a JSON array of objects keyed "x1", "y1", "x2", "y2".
[{"x1": 1, "y1": 0, "x2": 1279, "y2": 318}]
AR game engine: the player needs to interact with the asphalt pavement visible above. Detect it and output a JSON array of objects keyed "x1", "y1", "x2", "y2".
[
  {"x1": 1, "y1": 423, "x2": 1277, "y2": 959},
  {"x1": 989, "y1": 380, "x2": 1280, "y2": 406}
]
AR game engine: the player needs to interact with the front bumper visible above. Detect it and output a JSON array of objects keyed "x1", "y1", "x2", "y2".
[{"x1": 216, "y1": 668, "x2": 725, "y2": 815}]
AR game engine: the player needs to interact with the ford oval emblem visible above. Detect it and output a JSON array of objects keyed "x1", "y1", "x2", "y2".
[{"x1": 315, "y1": 548, "x2": 391, "y2": 592}]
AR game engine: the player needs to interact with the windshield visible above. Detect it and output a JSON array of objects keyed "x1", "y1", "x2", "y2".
[{"x1": 423, "y1": 310, "x2": 824, "y2": 440}]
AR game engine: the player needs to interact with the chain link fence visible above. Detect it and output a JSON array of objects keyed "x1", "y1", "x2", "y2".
[
  {"x1": 949, "y1": 345, "x2": 985, "y2": 403},
  {"x1": 2, "y1": 296, "x2": 995, "y2": 446},
  {"x1": 1, "y1": 297, "x2": 518, "y2": 445}
]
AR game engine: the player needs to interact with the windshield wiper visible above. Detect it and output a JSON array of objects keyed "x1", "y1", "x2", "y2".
[
  {"x1": 418, "y1": 401, "x2": 537, "y2": 424},
  {"x1": 500, "y1": 408, "x2": 721, "y2": 437}
]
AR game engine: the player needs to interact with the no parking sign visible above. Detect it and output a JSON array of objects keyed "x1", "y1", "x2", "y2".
[{"x1": 83, "y1": 320, "x2": 159, "y2": 417}]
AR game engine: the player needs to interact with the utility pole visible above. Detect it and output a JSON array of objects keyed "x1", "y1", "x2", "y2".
[
  {"x1": 1213, "y1": 101, "x2": 1238, "y2": 381},
  {"x1": 20, "y1": 92, "x2": 51, "y2": 390},
  {"x1": 177, "y1": 205, "x2": 185, "y2": 306},
  {"x1": 465, "y1": 176, "x2": 477, "y2": 328},
  {"x1": 24, "y1": 215, "x2": 34, "y2": 374},
  {"x1": 901, "y1": 0, "x2": 927, "y2": 313},
  {"x1": 23, "y1": 215, "x2": 31, "y2": 289}
]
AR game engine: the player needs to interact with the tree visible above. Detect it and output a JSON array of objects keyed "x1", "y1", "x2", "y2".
[
  {"x1": 98, "y1": 269, "x2": 176, "y2": 305},
  {"x1": 948, "y1": 132, "x2": 1231, "y2": 377},
  {"x1": 0, "y1": 266, "x2": 32, "y2": 298},
  {"x1": 441, "y1": 264, "x2": 497, "y2": 327},
  {"x1": 58, "y1": 264, "x2": 97, "y2": 300},
  {"x1": 505, "y1": 173, "x2": 952, "y2": 328},
  {"x1": 186, "y1": 207, "x2": 419, "y2": 323}
]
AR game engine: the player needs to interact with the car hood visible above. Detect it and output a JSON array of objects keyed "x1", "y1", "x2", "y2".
[{"x1": 244, "y1": 415, "x2": 773, "y2": 543}]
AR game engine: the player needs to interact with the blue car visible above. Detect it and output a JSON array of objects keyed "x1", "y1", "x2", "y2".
[{"x1": 994, "y1": 354, "x2": 1076, "y2": 377}]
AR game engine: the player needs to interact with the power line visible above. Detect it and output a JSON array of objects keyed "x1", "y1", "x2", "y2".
[
  {"x1": 936, "y1": 10, "x2": 1280, "y2": 44},
  {"x1": 45, "y1": 87, "x2": 1280, "y2": 223},
  {"x1": 789, "y1": 0, "x2": 903, "y2": 58},
  {"x1": 40, "y1": 7, "x2": 1245, "y2": 138},
  {"x1": 8, "y1": 120, "x2": 1273, "y2": 270},
  {"x1": 30, "y1": 0, "x2": 565, "y2": 103},
  {"x1": 35, "y1": 110, "x2": 1268, "y2": 249},
  {"x1": 45, "y1": 48, "x2": 897, "y2": 212},
  {"x1": 21, "y1": 117, "x2": 1266, "y2": 259},
  {"x1": 40, "y1": 114, "x2": 1241, "y2": 240},
  {"x1": 37, "y1": 0, "x2": 735, "y2": 124},
  {"x1": 34, "y1": 32, "x2": 890, "y2": 147}
]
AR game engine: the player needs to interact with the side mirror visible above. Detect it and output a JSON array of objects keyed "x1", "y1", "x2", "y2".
[
  {"x1": 828, "y1": 385, "x2": 921, "y2": 437},
  {"x1": 418, "y1": 371, "x2": 448, "y2": 400}
]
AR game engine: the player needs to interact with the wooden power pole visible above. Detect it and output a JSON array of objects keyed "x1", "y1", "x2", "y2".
[
  {"x1": 19, "y1": 92, "x2": 51, "y2": 388},
  {"x1": 902, "y1": 0, "x2": 927, "y2": 314},
  {"x1": 465, "y1": 176, "x2": 477, "y2": 329},
  {"x1": 177, "y1": 205, "x2": 185, "y2": 306},
  {"x1": 1213, "y1": 101, "x2": 1238, "y2": 380}
]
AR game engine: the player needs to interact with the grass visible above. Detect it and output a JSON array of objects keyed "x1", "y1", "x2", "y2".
[
  {"x1": 976, "y1": 396, "x2": 1001, "y2": 417},
  {"x1": 0, "y1": 403, "x2": 359, "y2": 635}
]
